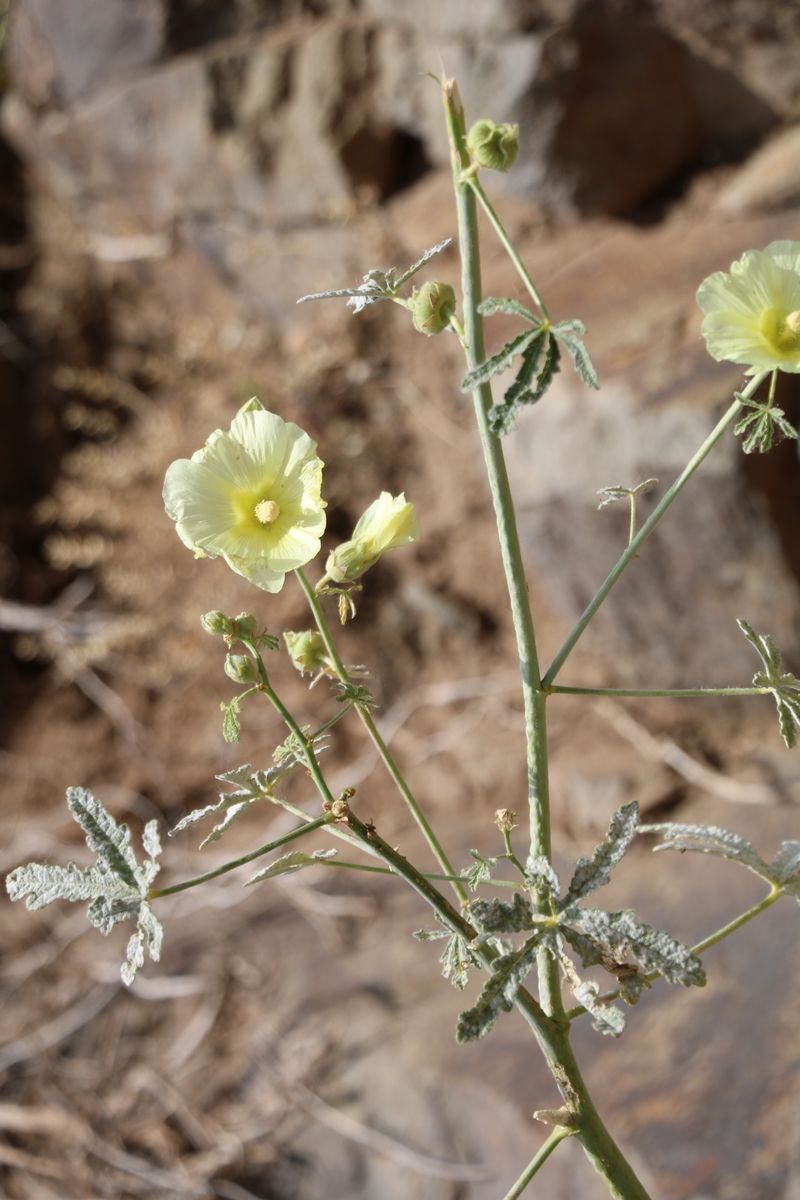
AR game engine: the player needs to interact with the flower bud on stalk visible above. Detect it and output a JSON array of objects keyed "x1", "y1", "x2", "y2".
[
  {"x1": 284, "y1": 630, "x2": 329, "y2": 676},
  {"x1": 224, "y1": 654, "x2": 260, "y2": 684},
  {"x1": 327, "y1": 492, "x2": 420, "y2": 583},
  {"x1": 467, "y1": 119, "x2": 519, "y2": 172},
  {"x1": 202, "y1": 610, "x2": 234, "y2": 636},
  {"x1": 411, "y1": 281, "x2": 456, "y2": 336}
]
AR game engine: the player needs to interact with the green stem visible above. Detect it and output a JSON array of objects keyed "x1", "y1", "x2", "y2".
[
  {"x1": 550, "y1": 685, "x2": 771, "y2": 698},
  {"x1": 766, "y1": 368, "x2": 778, "y2": 410},
  {"x1": 148, "y1": 816, "x2": 331, "y2": 898},
  {"x1": 294, "y1": 567, "x2": 466, "y2": 902},
  {"x1": 444, "y1": 78, "x2": 651, "y2": 1200},
  {"x1": 502, "y1": 827, "x2": 527, "y2": 877},
  {"x1": 564, "y1": 885, "x2": 782, "y2": 1021},
  {"x1": 443, "y1": 82, "x2": 560, "y2": 1021},
  {"x1": 317, "y1": 860, "x2": 521, "y2": 886},
  {"x1": 502, "y1": 1128, "x2": 573, "y2": 1200},
  {"x1": 542, "y1": 371, "x2": 770, "y2": 688},
  {"x1": 628, "y1": 495, "x2": 636, "y2": 547},
  {"x1": 466, "y1": 176, "x2": 549, "y2": 322}
]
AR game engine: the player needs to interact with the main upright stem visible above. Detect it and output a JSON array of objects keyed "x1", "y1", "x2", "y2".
[{"x1": 443, "y1": 78, "x2": 651, "y2": 1200}]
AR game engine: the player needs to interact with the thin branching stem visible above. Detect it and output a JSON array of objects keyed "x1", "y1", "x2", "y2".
[
  {"x1": 550, "y1": 685, "x2": 771, "y2": 698},
  {"x1": 294, "y1": 566, "x2": 467, "y2": 902},
  {"x1": 148, "y1": 816, "x2": 332, "y2": 899},
  {"x1": 542, "y1": 370, "x2": 770, "y2": 688},
  {"x1": 466, "y1": 176, "x2": 550, "y2": 323},
  {"x1": 502, "y1": 1127, "x2": 573, "y2": 1200}
]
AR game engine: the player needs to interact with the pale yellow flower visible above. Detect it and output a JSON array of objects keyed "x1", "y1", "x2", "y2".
[
  {"x1": 163, "y1": 399, "x2": 326, "y2": 592},
  {"x1": 697, "y1": 241, "x2": 800, "y2": 374},
  {"x1": 327, "y1": 492, "x2": 420, "y2": 582}
]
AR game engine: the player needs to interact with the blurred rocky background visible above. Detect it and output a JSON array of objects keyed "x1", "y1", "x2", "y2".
[{"x1": 3, "y1": 1, "x2": 800, "y2": 1198}]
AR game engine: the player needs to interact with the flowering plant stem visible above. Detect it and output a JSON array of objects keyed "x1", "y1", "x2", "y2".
[
  {"x1": 502, "y1": 1127, "x2": 574, "y2": 1200},
  {"x1": 294, "y1": 566, "x2": 467, "y2": 902},
  {"x1": 443, "y1": 79, "x2": 651, "y2": 1200},
  {"x1": 542, "y1": 371, "x2": 769, "y2": 688}
]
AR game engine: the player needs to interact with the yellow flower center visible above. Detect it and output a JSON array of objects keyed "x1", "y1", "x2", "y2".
[
  {"x1": 761, "y1": 307, "x2": 800, "y2": 354},
  {"x1": 254, "y1": 499, "x2": 281, "y2": 524}
]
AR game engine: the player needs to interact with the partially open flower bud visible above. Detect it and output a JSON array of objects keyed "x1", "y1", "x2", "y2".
[
  {"x1": 224, "y1": 654, "x2": 259, "y2": 684},
  {"x1": 467, "y1": 119, "x2": 519, "y2": 172},
  {"x1": 327, "y1": 492, "x2": 420, "y2": 582},
  {"x1": 284, "y1": 630, "x2": 329, "y2": 676},
  {"x1": 411, "y1": 281, "x2": 456, "y2": 336},
  {"x1": 202, "y1": 610, "x2": 235, "y2": 636}
]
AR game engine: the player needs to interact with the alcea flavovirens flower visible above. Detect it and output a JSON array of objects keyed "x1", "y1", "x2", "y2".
[
  {"x1": 327, "y1": 492, "x2": 420, "y2": 582},
  {"x1": 163, "y1": 399, "x2": 326, "y2": 592},
  {"x1": 697, "y1": 241, "x2": 800, "y2": 374}
]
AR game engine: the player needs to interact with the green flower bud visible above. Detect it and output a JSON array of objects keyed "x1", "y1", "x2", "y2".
[
  {"x1": 327, "y1": 492, "x2": 420, "y2": 582},
  {"x1": 232, "y1": 613, "x2": 258, "y2": 637},
  {"x1": 201, "y1": 610, "x2": 235, "y2": 636},
  {"x1": 284, "y1": 630, "x2": 329, "y2": 676},
  {"x1": 224, "y1": 654, "x2": 259, "y2": 684},
  {"x1": 411, "y1": 281, "x2": 456, "y2": 337},
  {"x1": 467, "y1": 119, "x2": 519, "y2": 172}
]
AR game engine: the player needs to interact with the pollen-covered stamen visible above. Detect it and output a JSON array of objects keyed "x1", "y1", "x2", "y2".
[
  {"x1": 784, "y1": 311, "x2": 800, "y2": 335},
  {"x1": 254, "y1": 499, "x2": 281, "y2": 524}
]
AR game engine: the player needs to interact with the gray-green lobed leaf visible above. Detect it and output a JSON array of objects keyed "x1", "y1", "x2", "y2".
[
  {"x1": 640, "y1": 820, "x2": 771, "y2": 880},
  {"x1": 738, "y1": 618, "x2": 800, "y2": 748},
  {"x1": 6, "y1": 788, "x2": 163, "y2": 986},
  {"x1": 525, "y1": 854, "x2": 561, "y2": 901},
  {"x1": 571, "y1": 907, "x2": 705, "y2": 988},
  {"x1": 246, "y1": 848, "x2": 337, "y2": 885},
  {"x1": 559, "y1": 801, "x2": 639, "y2": 912},
  {"x1": 488, "y1": 333, "x2": 561, "y2": 436},
  {"x1": 468, "y1": 892, "x2": 536, "y2": 935},
  {"x1": 298, "y1": 240, "x2": 452, "y2": 313},
  {"x1": 734, "y1": 394, "x2": 798, "y2": 454},
  {"x1": 456, "y1": 933, "x2": 542, "y2": 1042},
  {"x1": 461, "y1": 849, "x2": 498, "y2": 892}
]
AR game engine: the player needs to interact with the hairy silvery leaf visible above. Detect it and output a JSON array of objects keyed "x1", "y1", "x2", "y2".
[
  {"x1": 575, "y1": 908, "x2": 705, "y2": 987},
  {"x1": 171, "y1": 746, "x2": 325, "y2": 845},
  {"x1": 6, "y1": 788, "x2": 163, "y2": 986},
  {"x1": 771, "y1": 841, "x2": 800, "y2": 885},
  {"x1": 461, "y1": 849, "x2": 498, "y2": 892},
  {"x1": 525, "y1": 854, "x2": 561, "y2": 901},
  {"x1": 456, "y1": 933, "x2": 542, "y2": 1043},
  {"x1": 488, "y1": 333, "x2": 561, "y2": 436},
  {"x1": 734, "y1": 394, "x2": 798, "y2": 454},
  {"x1": 640, "y1": 821, "x2": 772, "y2": 881},
  {"x1": 221, "y1": 695, "x2": 243, "y2": 743},
  {"x1": 246, "y1": 848, "x2": 337, "y2": 885},
  {"x1": 468, "y1": 892, "x2": 536, "y2": 935},
  {"x1": 478, "y1": 296, "x2": 538, "y2": 323},
  {"x1": 559, "y1": 801, "x2": 639, "y2": 912},
  {"x1": 461, "y1": 329, "x2": 540, "y2": 392},
  {"x1": 597, "y1": 478, "x2": 658, "y2": 510},
  {"x1": 440, "y1": 932, "x2": 482, "y2": 991},
  {"x1": 738, "y1": 618, "x2": 800, "y2": 748},
  {"x1": 298, "y1": 240, "x2": 452, "y2": 313},
  {"x1": 551, "y1": 319, "x2": 599, "y2": 390}
]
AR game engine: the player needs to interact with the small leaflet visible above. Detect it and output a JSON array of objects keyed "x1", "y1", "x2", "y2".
[
  {"x1": 559, "y1": 801, "x2": 639, "y2": 912},
  {"x1": 461, "y1": 329, "x2": 541, "y2": 392},
  {"x1": 461, "y1": 849, "x2": 498, "y2": 893},
  {"x1": 640, "y1": 820, "x2": 771, "y2": 880},
  {"x1": 245, "y1": 848, "x2": 337, "y2": 885},
  {"x1": 559, "y1": 953, "x2": 626, "y2": 1036},
  {"x1": 221, "y1": 695, "x2": 243, "y2": 743},
  {"x1": 6, "y1": 788, "x2": 163, "y2": 986},
  {"x1": 478, "y1": 296, "x2": 538, "y2": 323},
  {"x1": 297, "y1": 240, "x2": 452, "y2": 312},
  {"x1": 414, "y1": 920, "x2": 481, "y2": 990},
  {"x1": 551, "y1": 319, "x2": 599, "y2": 390},
  {"x1": 487, "y1": 334, "x2": 561, "y2": 436},
  {"x1": 525, "y1": 854, "x2": 561, "y2": 901},
  {"x1": 734, "y1": 394, "x2": 798, "y2": 454},
  {"x1": 737, "y1": 618, "x2": 800, "y2": 748},
  {"x1": 456, "y1": 933, "x2": 542, "y2": 1043}
]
